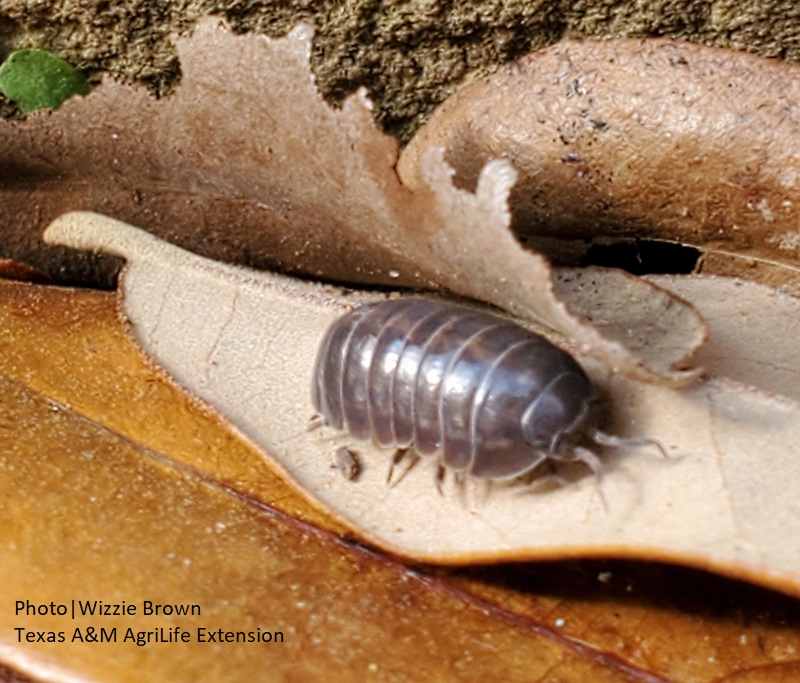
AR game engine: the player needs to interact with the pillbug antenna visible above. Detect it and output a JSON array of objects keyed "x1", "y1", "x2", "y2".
[{"x1": 588, "y1": 427, "x2": 668, "y2": 459}]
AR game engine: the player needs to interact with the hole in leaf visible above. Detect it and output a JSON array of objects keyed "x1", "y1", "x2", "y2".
[{"x1": 580, "y1": 240, "x2": 701, "y2": 275}]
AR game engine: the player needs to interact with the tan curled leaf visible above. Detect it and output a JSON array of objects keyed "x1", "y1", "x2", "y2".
[
  {"x1": 5, "y1": 283, "x2": 800, "y2": 683},
  {"x1": 406, "y1": 152, "x2": 704, "y2": 385},
  {"x1": 0, "y1": 287, "x2": 644, "y2": 683},
  {"x1": 398, "y1": 37, "x2": 800, "y2": 285},
  {"x1": 551, "y1": 266, "x2": 705, "y2": 379},
  {"x1": 0, "y1": 18, "x2": 703, "y2": 385},
  {"x1": 44, "y1": 212, "x2": 800, "y2": 597},
  {"x1": 4, "y1": 279, "x2": 800, "y2": 683}
]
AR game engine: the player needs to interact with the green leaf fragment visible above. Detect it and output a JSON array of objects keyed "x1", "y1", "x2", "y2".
[{"x1": 0, "y1": 48, "x2": 91, "y2": 114}]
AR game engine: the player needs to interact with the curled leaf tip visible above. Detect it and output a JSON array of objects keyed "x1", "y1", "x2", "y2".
[
  {"x1": 43, "y1": 211, "x2": 159, "y2": 262},
  {"x1": 476, "y1": 158, "x2": 519, "y2": 208}
]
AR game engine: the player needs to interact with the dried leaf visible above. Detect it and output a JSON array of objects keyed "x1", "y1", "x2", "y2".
[
  {"x1": 0, "y1": 276, "x2": 336, "y2": 533},
  {"x1": 0, "y1": 259, "x2": 52, "y2": 284},
  {"x1": 2, "y1": 259, "x2": 800, "y2": 683},
  {"x1": 0, "y1": 288, "x2": 635, "y2": 683},
  {"x1": 0, "y1": 18, "x2": 703, "y2": 385},
  {"x1": 399, "y1": 38, "x2": 800, "y2": 281},
  {"x1": 44, "y1": 212, "x2": 800, "y2": 597}
]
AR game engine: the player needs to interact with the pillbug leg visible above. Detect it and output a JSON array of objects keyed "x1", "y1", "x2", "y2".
[
  {"x1": 435, "y1": 464, "x2": 447, "y2": 496},
  {"x1": 387, "y1": 449, "x2": 420, "y2": 488},
  {"x1": 307, "y1": 414, "x2": 325, "y2": 432},
  {"x1": 572, "y1": 445, "x2": 603, "y2": 477},
  {"x1": 386, "y1": 448, "x2": 406, "y2": 484},
  {"x1": 515, "y1": 460, "x2": 569, "y2": 496},
  {"x1": 541, "y1": 467, "x2": 572, "y2": 491},
  {"x1": 277, "y1": 416, "x2": 329, "y2": 446},
  {"x1": 588, "y1": 428, "x2": 668, "y2": 459},
  {"x1": 455, "y1": 473, "x2": 471, "y2": 508},
  {"x1": 448, "y1": 471, "x2": 476, "y2": 509},
  {"x1": 445, "y1": 470, "x2": 473, "y2": 508},
  {"x1": 469, "y1": 477, "x2": 492, "y2": 508},
  {"x1": 478, "y1": 478, "x2": 492, "y2": 502},
  {"x1": 572, "y1": 446, "x2": 608, "y2": 511}
]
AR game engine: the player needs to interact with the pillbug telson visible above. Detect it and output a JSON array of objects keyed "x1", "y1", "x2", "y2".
[{"x1": 311, "y1": 297, "x2": 661, "y2": 487}]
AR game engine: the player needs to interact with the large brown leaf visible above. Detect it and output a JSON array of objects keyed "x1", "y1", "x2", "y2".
[
  {"x1": 0, "y1": 277, "x2": 333, "y2": 531},
  {"x1": 1, "y1": 279, "x2": 800, "y2": 682},
  {"x1": 44, "y1": 212, "x2": 800, "y2": 598},
  {"x1": 0, "y1": 18, "x2": 703, "y2": 385},
  {"x1": 398, "y1": 37, "x2": 800, "y2": 291},
  {"x1": 0, "y1": 280, "x2": 626, "y2": 682}
]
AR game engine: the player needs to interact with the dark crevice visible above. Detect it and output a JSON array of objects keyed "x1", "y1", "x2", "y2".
[{"x1": 580, "y1": 239, "x2": 701, "y2": 275}]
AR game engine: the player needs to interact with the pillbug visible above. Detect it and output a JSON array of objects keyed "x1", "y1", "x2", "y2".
[{"x1": 312, "y1": 297, "x2": 661, "y2": 487}]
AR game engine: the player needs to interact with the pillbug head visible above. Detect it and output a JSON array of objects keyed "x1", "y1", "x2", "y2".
[{"x1": 520, "y1": 370, "x2": 594, "y2": 455}]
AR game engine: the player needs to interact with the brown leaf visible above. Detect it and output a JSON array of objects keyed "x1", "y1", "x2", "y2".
[
  {"x1": 398, "y1": 38, "x2": 800, "y2": 286},
  {"x1": 2, "y1": 276, "x2": 800, "y2": 683},
  {"x1": 0, "y1": 278, "x2": 336, "y2": 532},
  {"x1": 43, "y1": 212, "x2": 800, "y2": 598},
  {"x1": 0, "y1": 19, "x2": 703, "y2": 385},
  {"x1": 1, "y1": 354, "x2": 604, "y2": 682},
  {"x1": 0, "y1": 280, "x2": 628, "y2": 682}
]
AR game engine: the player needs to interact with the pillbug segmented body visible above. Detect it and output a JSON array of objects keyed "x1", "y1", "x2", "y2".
[{"x1": 311, "y1": 297, "x2": 637, "y2": 483}]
